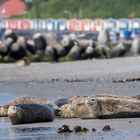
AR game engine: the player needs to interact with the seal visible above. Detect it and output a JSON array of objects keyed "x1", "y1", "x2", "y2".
[
  {"x1": 67, "y1": 96, "x2": 87, "y2": 104},
  {"x1": 0, "y1": 97, "x2": 57, "y2": 117},
  {"x1": 85, "y1": 96, "x2": 140, "y2": 119},
  {"x1": 58, "y1": 94, "x2": 140, "y2": 119},
  {"x1": 8, "y1": 103, "x2": 55, "y2": 124},
  {"x1": 54, "y1": 97, "x2": 68, "y2": 108},
  {"x1": 59, "y1": 96, "x2": 89, "y2": 118},
  {"x1": 58, "y1": 103, "x2": 89, "y2": 118}
]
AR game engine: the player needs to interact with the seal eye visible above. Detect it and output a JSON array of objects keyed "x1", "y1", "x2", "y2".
[
  {"x1": 92, "y1": 99, "x2": 95, "y2": 102},
  {"x1": 13, "y1": 107, "x2": 16, "y2": 110}
]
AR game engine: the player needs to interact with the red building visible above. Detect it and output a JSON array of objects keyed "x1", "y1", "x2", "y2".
[{"x1": 0, "y1": 0, "x2": 27, "y2": 18}]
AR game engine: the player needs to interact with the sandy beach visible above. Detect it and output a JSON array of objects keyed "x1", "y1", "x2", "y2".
[{"x1": 1, "y1": 57, "x2": 140, "y2": 140}]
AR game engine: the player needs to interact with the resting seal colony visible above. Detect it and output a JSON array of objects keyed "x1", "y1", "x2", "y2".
[
  {"x1": 0, "y1": 97, "x2": 57, "y2": 117},
  {"x1": 1, "y1": 94, "x2": 140, "y2": 124}
]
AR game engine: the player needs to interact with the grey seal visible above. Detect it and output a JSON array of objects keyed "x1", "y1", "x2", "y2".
[{"x1": 8, "y1": 103, "x2": 55, "y2": 124}]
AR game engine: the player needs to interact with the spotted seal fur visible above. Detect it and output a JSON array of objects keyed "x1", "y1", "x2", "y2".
[
  {"x1": 0, "y1": 97, "x2": 57, "y2": 117},
  {"x1": 58, "y1": 96, "x2": 87, "y2": 118},
  {"x1": 59, "y1": 94, "x2": 140, "y2": 118},
  {"x1": 85, "y1": 96, "x2": 140, "y2": 119}
]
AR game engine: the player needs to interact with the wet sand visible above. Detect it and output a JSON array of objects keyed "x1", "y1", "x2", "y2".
[{"x1": 0, "y1": 56, "x2": 140, "y2": 140}]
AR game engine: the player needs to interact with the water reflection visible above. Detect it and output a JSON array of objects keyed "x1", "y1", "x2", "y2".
[
  {"x1": 11, "y1": 127, "x2": 57, "y2": 135},
  {"x1": 7, "y1": 127, "x2": 59, "y2": 140}
]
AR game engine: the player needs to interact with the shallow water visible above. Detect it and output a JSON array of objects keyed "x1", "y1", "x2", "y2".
[
  {"x1": 0, "y1": 92, "x2": 17, "y2": 105},
  {"x1": 0, "y1": 118, "x2": 140, "y2": 140},
  {"x1": 0, "y1": 92, "x2": 140, "y2": 140}
]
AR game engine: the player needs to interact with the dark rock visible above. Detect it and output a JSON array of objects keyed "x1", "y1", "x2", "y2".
[
  {"x1": 58, "y1": 125, "x2": 73, "y2": 133},
  {"x1": 102, "y1": 125, "x2": 111, "y2": 132},
  {"x1": 92, "y1": 128, "x2": 96, "y2": 132},
  {"x1": 74, "y1": 125, "x2": 88, "y2": 133}
]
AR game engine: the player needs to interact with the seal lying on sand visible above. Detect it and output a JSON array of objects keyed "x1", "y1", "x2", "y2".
[
  {"x1": 8, "y1": 103, "x2": 55, "y2": 124},
  {"x1": 59, "y1": 101, "x2": 89, "y2": 118},
  {"x1": 54, "y1": 97, "x2": 68, "y2": 108},
  {"x1": 85, "y1": 96, "x2": 140, "y2": 119},
  {"x1": 0, "y1": 97, "x2": 57, "y2": 117},
  {"x1": 59, "y1": 96, "x2": 89, "y2": 118},
  {"x1": 58, "y1": 94, "x2": 129, "y2": 118},
  {"x1": 59, "y1": 94, "x2": 140, "y2": 119}
]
